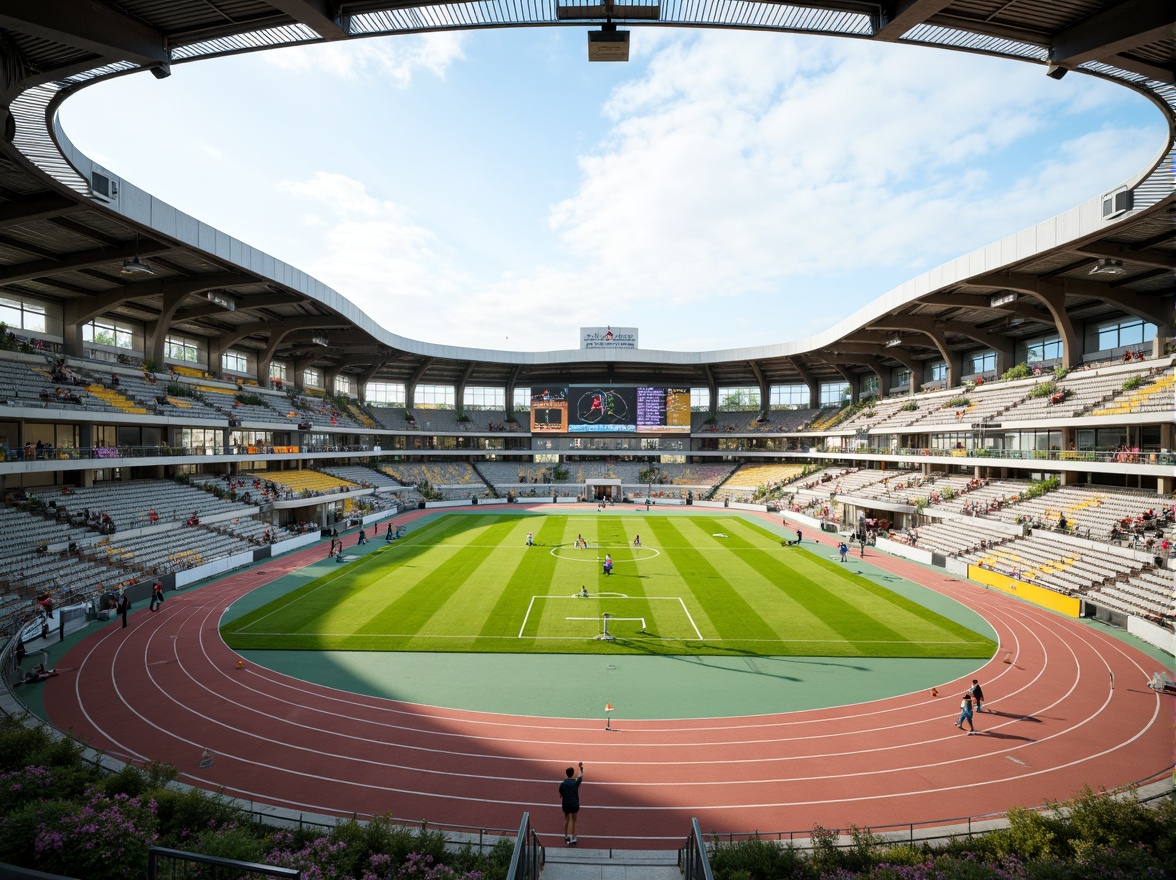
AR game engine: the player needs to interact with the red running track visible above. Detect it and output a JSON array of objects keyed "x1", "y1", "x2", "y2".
[{"x1": 44, "y1": 509, "x2": 1173, "y2": 847}]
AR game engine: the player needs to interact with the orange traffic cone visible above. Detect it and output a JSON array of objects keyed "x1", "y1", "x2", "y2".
[
  {"x1": 930, "y1": 687, "x2": 939, "y2": 697},
  {"x1": 236, "y1": 659, "x2": 244, "y2": 670}
]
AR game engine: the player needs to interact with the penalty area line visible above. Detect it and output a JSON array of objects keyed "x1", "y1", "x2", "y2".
[
  {"x1": 517, "y1": 596, "x2": 537, "y2": 639},
  {"x1": 679, "y1": 597, "x2": 704, "y2": 640}
]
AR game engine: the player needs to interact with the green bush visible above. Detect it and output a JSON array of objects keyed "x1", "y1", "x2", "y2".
[
  {"x1": 1029, "y1": 380, "x2": 1058, "y2": 399},
  {"x1": 0, "y1": 800, "x2": 74, "y2": 867},
  {"x1": 151, "y1": 785, "x2": 247, "y2": 843},
  {"x1": 1122, "y1": 376, "x2": 1143, "y2": 391},
  {"x1": 0, "y1": 719, "x2": 90, "y2": 780},
  {"x1": 1003, "y1": 362, "x2": 1033, "y2": 381},
  {"x1": 183, "y1": 822, "x2": 267, "y2": 864},
  {"x1": 708, "y1": 834, "x2": 809, "y2": 880}
]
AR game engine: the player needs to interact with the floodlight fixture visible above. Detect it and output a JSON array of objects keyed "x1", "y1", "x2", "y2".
[
  {"x1": 990, "y1": 292, "x2": 1017, "y2": 308},
  {"x1": 120, "y1": 255, "x2": 153, "y2": 276},
  {"x1": 1088, "y1": 258, "x2": 1126, "y2": 277},
  {"x1": 885, "y1": 336, "x2": 903, "y2": 348},
  {"x1": 120, "y1": 233, "x2": 154, "y2": 276},
  {"x1": 311, "y1": 334, "x2": 330, "y2": 347},
  {"x1": 206, "y1": 291, "x2": 236, "y2": 311}
]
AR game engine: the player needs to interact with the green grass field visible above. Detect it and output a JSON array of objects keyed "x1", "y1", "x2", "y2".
[{"x1": 221, "y1": 513, "x2": 995, "y2": 658}]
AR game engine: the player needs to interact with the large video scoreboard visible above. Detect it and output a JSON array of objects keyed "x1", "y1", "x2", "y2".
[{"x1": 530, "y1": 385, "x2": 691, "y2": 433}]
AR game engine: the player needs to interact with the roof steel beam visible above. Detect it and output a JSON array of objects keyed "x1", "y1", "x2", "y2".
[
  {"x1": 0, "y1": 1, "x2": 169, "y2": 69},
  {"x1": 0, "y1": 241, "x2": 171, "y2": 285},
  {"x1": 874, "y1": 0, "x2": 952, "y2": 40},
  {"x1": 0, "y1": 195, "x2": 81, "y2": 230},
  {"x1": 263, "y1": 0, "x2": 350, "y2": 39},
  {"x1": 1071, "y1": 241, "x2": 1176, "y2": 271},
  {"x1": 1049, "y1": 0, "x2": 1176, "y2": 68}
]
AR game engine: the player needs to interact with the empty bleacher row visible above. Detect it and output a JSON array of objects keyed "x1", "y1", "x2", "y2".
[
  {"x1": 892, "y1": 519, "x2": 1014, "y2": 557},
  {"x1": 42, "y1": 480, "x2": 251, "y2": 533},
  {"x1": 0, "y1": 355, "x2": 119, "y2": 415},
  {"x1": 383, "y1": 462, "x2": 484, "y2": 487},
  {"x1": 88, "y1": 525, "x2": 255, "y2": 575},
  {"x1": 320, "y1": 466, "x2": 406, "y2": 491},
  {"x1": 0, "y1": 504, "x2": 91, "y2": 555},
  {"x1": 722, "y1": 463, "x2": 808, "y2": 492},
  {"x1": 239, "y1": 470, "x2": 360, "y2": 498},
  {"x1": 987, "y1": 485, "x2": 1172, "y2": 540},
  {"x1": 833, "y1": 361, "x2": 1173, "y2": 435},
  {"x1": 960, "y1": 534, "x2": 1146, "y2": 596},
  {"x1": 1087, "y1": 569, "x2": 1174, "y2": 620}
]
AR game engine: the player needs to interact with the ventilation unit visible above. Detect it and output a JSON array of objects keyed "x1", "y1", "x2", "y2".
[
  {"x1": 91, "y1": 168, "x2": 119, "y2": 203},
  {"x1": 1101, "y1": 187, "x2": 1132, "y2": 220}
]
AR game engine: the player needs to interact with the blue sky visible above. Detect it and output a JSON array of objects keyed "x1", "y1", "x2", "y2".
[{"x1": 60, "y1": 27, "x2": 1166, "y2": 353}]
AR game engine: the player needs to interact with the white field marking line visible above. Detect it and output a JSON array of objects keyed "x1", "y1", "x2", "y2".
[
  {"x1": 517, "y1": 595, "x2": 537, "y2": 638},
  {"x1": 548, "y1": 546, "x2": 661, "y2": 561},
  {"x1": 565, "y1": 616, "x2": 646, "y2": 628},
  {"x1": 678, "y1": 597, "x2": 704, "y2": 640},
  {"x1": 236, "y1": 629, "x2": 982, "y2": 645}
]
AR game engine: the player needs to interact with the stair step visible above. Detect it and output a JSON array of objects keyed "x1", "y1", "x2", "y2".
[{"x1": 540, "y1": 849, "x2": 681, "y2": 880}]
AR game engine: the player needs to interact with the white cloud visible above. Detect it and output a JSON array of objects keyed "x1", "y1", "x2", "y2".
[
  {"x1": 277, "y1": 172, "x2": 468, "y2": 330},
  {"x1": 538, "y1": 31, "x2": 1163, "y2": 340},
  {"x1": 243, "y1": 33, "x2": 1164, "y2": 352},
  {"x1": 263, "y1": 33, "x2": 466, "y2": 84}
]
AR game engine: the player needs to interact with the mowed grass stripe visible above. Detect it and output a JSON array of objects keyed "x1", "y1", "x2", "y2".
[
  {"x1": 670, "y1": 516, "x2": 852, "y2": 647},
  {"x1": 478, "y1": 517, "x2": 563, "y2": 642},
  {"x1": 654, "y1": 517, "x2": 776, "y2": 643},
  {"x1": 614, "y1": 516, "x2": 706, "y2": 638},
  {"x1": 362, "y1": 517, "x2": 516, "y2": 637},
  {"x1": 705, "y1": 518, "x2": 915, "y2": 647},
  {"x1": 222, "y1": 513, "x2": 996, "y2": 658},
  {"x1": 724, "y1": 518, "x2": 991, "y2": 652}
]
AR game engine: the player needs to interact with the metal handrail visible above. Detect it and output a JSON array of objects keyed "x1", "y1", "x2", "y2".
[
  {"x1": 504, "y1": 812, "x2": 544, "y2": 880},
  {"x1": 678, "y1": 818, "x2": 715, "y2": 880},
  {"x1": 148, "y1": 846, "x2": 300, "y2": 879}
]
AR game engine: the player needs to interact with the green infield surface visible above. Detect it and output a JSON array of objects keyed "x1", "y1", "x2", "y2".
[{"x1": 221, "y1": 513, "x2": 995, "y2": 658}]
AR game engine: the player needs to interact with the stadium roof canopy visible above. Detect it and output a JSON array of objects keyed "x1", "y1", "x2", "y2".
[{"x1": 0, "y1": 1, "x2": 1172, "y2": 395}]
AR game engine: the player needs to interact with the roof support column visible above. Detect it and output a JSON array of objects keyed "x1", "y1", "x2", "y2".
[
  {"x1": 867, "y1": 360, "x2": 888, "y2": 399},
  {"x1": 787, "y1": 358, "x2": 818, "y2": 408},
  {"x1": 832, "y1": 366, "x2": 861, "y2": 403},
  {"x1": 748, "y1": 360, "x2": 770, "y2": 420},
  {"x1": 504, "y1": 365, "x2": 521, "y2": 422},
  {"x1": 61, "y1": 301, "x2": 85, "y2": 358}
]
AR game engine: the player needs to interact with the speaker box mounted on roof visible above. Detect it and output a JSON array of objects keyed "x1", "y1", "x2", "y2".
[{"x1": 589, "y1": 25, "x2": 629, "y2": 61}]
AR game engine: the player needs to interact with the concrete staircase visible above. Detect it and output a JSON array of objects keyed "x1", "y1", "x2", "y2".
[{"x1": 540, "y1": 847, "x2": 681, "y2": 879}]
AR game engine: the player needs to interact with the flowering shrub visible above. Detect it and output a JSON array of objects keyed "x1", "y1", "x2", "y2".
[
  {"x1": 0, "y1": 765, "x2": 57, "y2": 812},
  {"x1": 33, "y1": 787, "x2": 158, "y2": 880}
]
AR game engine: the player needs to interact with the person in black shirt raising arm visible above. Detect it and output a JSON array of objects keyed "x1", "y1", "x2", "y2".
[{"x1": 559, "y1": 761, "x2": 584, "y2": 846}]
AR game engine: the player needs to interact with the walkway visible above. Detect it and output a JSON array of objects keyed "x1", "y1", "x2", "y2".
[{"x1": 541, "y1": 847, "x2": 680, "y2": 879}]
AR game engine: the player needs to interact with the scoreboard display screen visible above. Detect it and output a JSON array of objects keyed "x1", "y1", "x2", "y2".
[
  {"x1": 530, "y1": 387, "x2": 568, "y2": 433},
  {"x1": 530, "y1": 385, "x2": 690, "y2": 434}
]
